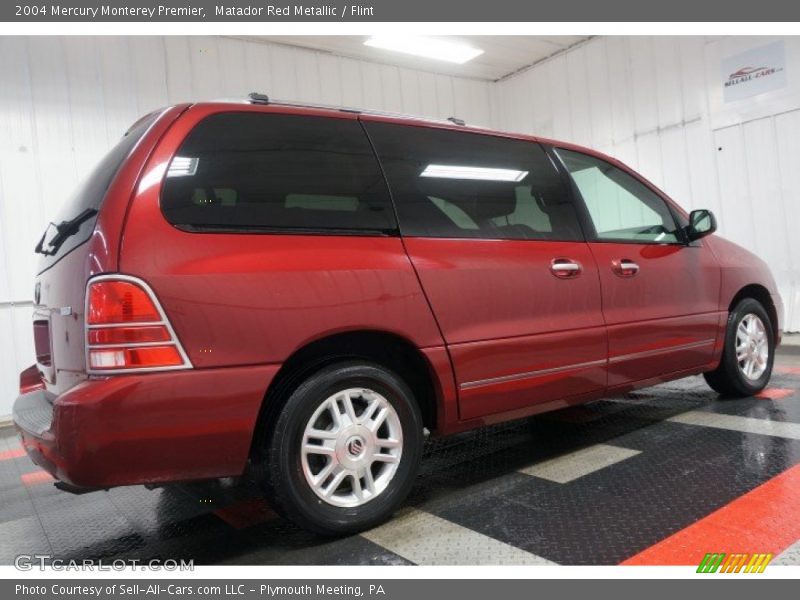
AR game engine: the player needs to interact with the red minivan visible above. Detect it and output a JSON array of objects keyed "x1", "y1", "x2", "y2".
[{"x1": 14, "y1": 96, "x2": 784, "y2": 535}]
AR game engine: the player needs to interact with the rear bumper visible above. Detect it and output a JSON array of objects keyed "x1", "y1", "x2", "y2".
[{"x1": 13, "y1": 364, "x2": 279, "y2": 489}]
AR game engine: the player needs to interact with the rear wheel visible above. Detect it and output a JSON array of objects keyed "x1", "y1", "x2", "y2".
[
  {"x1": 704, "y1": 298, "x2": 775, "y2": 397},
  {"x1": 256, "y1": 361, "x2": 423, "y2": 535}
]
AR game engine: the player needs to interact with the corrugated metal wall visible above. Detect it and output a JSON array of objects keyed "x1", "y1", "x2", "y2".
[
  {"x1": 492, "y1": 35, "x2": 800, "y2": 335},
  {"x1": 0, "y1": 35, "x2": 494, "y2": 417}
]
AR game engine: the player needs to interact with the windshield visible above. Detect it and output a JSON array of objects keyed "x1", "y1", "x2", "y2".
[{"x1": 35, "y1": 112, "x2": 158, "y2": 273}]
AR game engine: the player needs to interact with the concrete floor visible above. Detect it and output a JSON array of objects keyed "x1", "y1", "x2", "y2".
[{"x1": 2, "y1": 351, "x2": 800, "y2": 566}]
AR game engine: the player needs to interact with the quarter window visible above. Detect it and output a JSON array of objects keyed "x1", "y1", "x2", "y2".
[
  {"x1": 555, "y1": 148, "x2": 681, "y2": 244},
  {"x1": 364, "y1": 122, "x2": 583, "y2": 241},
  {"x1": 161, "y1": 113, "x2": 396, "y2": 234}
]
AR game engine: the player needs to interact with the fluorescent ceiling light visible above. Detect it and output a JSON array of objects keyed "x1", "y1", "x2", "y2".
[
  {"x1": 421, "y1": 164, "x2": 528, "y2": 182},
  {"x1": 167, "y1": 156, "x2": 199, "y2": 177},
  {"x1": 364, "y1": 36, "x2": 483, "y2": 64}
]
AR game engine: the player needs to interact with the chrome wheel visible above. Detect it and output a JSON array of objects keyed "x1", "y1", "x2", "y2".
[
  {"x1": 736, "y1": 313, "x2": 769, "y2": 381},
  {"x1": 301, "y1": 388, "x2": 403, "y2": 508}
]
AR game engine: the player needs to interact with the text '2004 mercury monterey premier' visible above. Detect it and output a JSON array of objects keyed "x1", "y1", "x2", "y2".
[{"x1": 14, "y1": 95, "x2": 784, "y2": 535}]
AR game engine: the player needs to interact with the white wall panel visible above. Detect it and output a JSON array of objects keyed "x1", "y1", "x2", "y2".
[
  {"x1": 417, "y1": 71, "x2": 439, "y2": 119},
  {"x1": 163, "y1": 37, "x2": 193, "y2": 104},
  {"x1": 774, "y1": 110, "x2": 800, "y2": 330},
  {"x1": 546, "y1": 55, "x2": 572, "y2": 140},
  {"x1": 713, "y1": 126, "x2": 755, "y2": 250},
  {"x1": 683, "y1": 120, "x2": 720, "y2": 214},
  {"x1": 566, "y1": 46, "x2": 591, "y2": 146},
  {"x1": 635, "y1": 132, "x2": 664, "y2": 189},
  {"x1": 605, "y1": 37, "x2": 635, "y2": 143},
  {"x1": 678, "y1": 37, "x2": 707, "y2": 121},
  {"x1": 585, "y1": 39, "x2": 613, "y2": 149},
  {"x1": 216, "y1": 37, "x2": 249, "y2": 99},
  {"x1": 398, "y1": 68, "x2": 422, "y2": 116},
  {"x1": 629, "y1": 37, "x2": 659, "y2": 135},
  {"x1": 0, "y1": 38, "x2": 43, "y2": 304},
  {"x1": 361, "y1": 61, "x2": 384, "y2": 110},
  {"x1": 529, "y1": 68, "x2": 553, "y2": 139},
  {"x1": 493, "y1": 35, "x2": 800, "y2": 334},
  {"x1": 338, "y1": 57, "x2": 363, "y2": 109},
  {"x1": 653, "y1": 38, "x2": 683, "y2": 129},
  {"x1": 0, "y1": 35, "x2": 493, "y2": 417},
  {"x1": 658, "y1": 127, "x2": 692, "y2": 208},
  {"x1": 434, "y1": 74, "x2": 455, "y2": 119},
  {"x1": 243, "y1": 40, "x2": 275, "y2": 99},
  {"x1": 379, "y1": 66, "x2": 403, "y2": 114}
]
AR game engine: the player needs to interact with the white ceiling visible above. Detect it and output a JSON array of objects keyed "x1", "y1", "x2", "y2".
[{"x1": 231, "y1": 36, "x2": 592, "y2": 81}]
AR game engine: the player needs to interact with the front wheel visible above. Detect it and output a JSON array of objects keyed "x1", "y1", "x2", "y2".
[
  {"x1": 704, "y1": 298, "x2": 775, "y2": 397},
  {"x1": 256, "y1": 361, "x2": 424, "y2": 536}
]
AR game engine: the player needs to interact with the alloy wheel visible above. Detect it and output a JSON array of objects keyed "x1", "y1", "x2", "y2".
[
  {"x1": 735, "y1": 313, "x2": 769, "y2": 381},
  {"x1": 301, "y1": 388, "x2": 403, "y2": 508}
]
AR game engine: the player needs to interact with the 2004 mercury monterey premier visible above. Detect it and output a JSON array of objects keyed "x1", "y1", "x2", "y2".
[{"x1": 14, "y1": 95, "x2": 783, "y2": 535}]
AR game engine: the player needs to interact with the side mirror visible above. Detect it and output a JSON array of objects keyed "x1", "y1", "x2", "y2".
[{"x1": 686, "y1": 209, "x2": 717, "y2": 242}]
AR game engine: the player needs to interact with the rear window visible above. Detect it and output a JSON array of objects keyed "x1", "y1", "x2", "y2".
[
  {"x1": 36, "y1": 113, "x2": 157, "y2": 272},
  {"x1": 160, "y1": 113, "x2": 396, "y2": 234},
  {"x1": 363, "y1": 122, "x2": 583, "y2": 241}
]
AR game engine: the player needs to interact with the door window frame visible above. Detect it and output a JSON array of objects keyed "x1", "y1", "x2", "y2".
[
  {"x1": 362, "y1": 121, "x2": 590, "y2": 244},
  {"x1": 158, "y1": 111, "x2": 400, "y2": 238},
  {"x1": 546, "y1": 145, "x2": 691, "y2": 246}
]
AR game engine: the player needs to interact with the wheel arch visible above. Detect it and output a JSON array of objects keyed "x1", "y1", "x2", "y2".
[
  {"x1": 729, "y1": 284, "x2": 779, "y2": 339},
  {"x1": 249, "y1": 330, "x2": 443, "y2": 460}
]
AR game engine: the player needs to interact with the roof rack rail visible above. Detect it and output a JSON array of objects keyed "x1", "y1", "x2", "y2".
[
  {"x1": 235, "y1": 95, "x2": 481, "y2": 130},
  {"x1": 248, "y1": 92, "x2": 270, "y2": 105}
]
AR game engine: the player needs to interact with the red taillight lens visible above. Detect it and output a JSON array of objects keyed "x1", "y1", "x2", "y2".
[
  {"x1": 87, "y1": 325, "x2": 171, "y2": 345},
  {"x1": 89, "y1": 346, "x2": 184, "y2": 370},
  {"x1": 85, "y1": 277, "x2": 191, "y2": 373},
  {"x1": 87, "y1": 281, "x2": 161, "y2": 324}
]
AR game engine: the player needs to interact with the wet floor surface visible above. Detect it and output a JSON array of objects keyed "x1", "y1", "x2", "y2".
[{"x1": 2, "y1": 352, "x2": 800, "y2": 566}]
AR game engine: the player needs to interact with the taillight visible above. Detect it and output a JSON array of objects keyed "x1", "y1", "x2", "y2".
[
  {"x1": 85, "y1": 276, "x2": 191, "y2": 373},
  {"x1": 87, "y1": 281, "x2": 160, "y2": 324}
]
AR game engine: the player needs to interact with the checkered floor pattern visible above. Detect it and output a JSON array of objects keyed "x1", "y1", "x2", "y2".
[{"x1": 2, "y1": 353, "x2": 800, "y2": 566}]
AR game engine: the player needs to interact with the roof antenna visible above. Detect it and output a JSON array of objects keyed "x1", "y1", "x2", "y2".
[
  {"x1": 248, "y1": 92, "x2": 270, "y2": 104},
  {"x1": 447, "y1": 116, "x2": 466, "y2": 126}
]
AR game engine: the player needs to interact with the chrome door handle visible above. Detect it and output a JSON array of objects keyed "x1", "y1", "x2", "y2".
[
  {"x1": 551, "y1": 259, "x2": 582, "y2": 278},
  {"x1": 612, "y1": 259, "x2": 640, "y2": 277}
]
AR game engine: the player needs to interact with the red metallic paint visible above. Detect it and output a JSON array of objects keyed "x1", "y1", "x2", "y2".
[
  {"x1": 706, "y1": 235, "x2": 784, "y2": 337},
  {"x1": 17, "y1": 365, "x2": 278, "y2": 488},
  {"x1": 14, "y1": 101, "x2": 784, "y2": 489},
  {"x1": 401, "y1": 238, "x2": 606, "y2": 420},
  {"x1": 587, "y1": 241, "x2": 723, "y2": 387},
  {"x1": 120, "y1": 104, "x2": 445, "y2": 370},
  {"x1": 33, "y1": 105, "x2": 191, "y2": 397}
]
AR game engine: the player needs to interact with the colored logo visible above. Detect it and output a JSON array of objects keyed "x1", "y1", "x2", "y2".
[
  {"x1": 697, "y1": 552, "x2": 772, "y2": 573},
  {"x1": 725, "y1": 65, "x2": 783, "y2": 88}
]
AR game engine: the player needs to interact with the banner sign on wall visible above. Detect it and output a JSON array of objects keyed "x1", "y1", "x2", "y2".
[{"x1": 722, "y1": 41, "x2": 787, "y2": 103}]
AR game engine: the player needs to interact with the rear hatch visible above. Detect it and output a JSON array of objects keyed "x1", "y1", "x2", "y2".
[{"x1": 32, "y1": 113, "x2": 160, "y2": 396}]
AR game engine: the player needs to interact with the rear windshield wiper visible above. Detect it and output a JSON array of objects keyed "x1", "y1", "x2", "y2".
[{"x1": 35, "y1": 208, "x2": 98, "y2": 256}]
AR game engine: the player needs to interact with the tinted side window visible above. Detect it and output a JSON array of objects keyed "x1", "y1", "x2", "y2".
[
  {"x1": 161, "y1": 113, "x2": 395, "y2": 234},
  {"x1": 555, "y1": 148, "x2": 681, "y2": 244},
  {"x1": 364, "y1": 122, "x2": 582, "y2": 241}
]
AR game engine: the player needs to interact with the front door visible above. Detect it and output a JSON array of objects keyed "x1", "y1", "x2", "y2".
[
  {"x1": 363, "y1": 120, "x2": 607, "y2": 421},
  {"x1": 554, "y1": 148, "x2": 722, "y2": 389}
]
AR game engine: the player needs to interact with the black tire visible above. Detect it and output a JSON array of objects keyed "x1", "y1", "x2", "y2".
[
  {"x1": 255, "y1": 361, "x2": 423, "y2": 536},
  {"x1": 704, "y1": 298, "x2": 775, "y2": 397}
]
